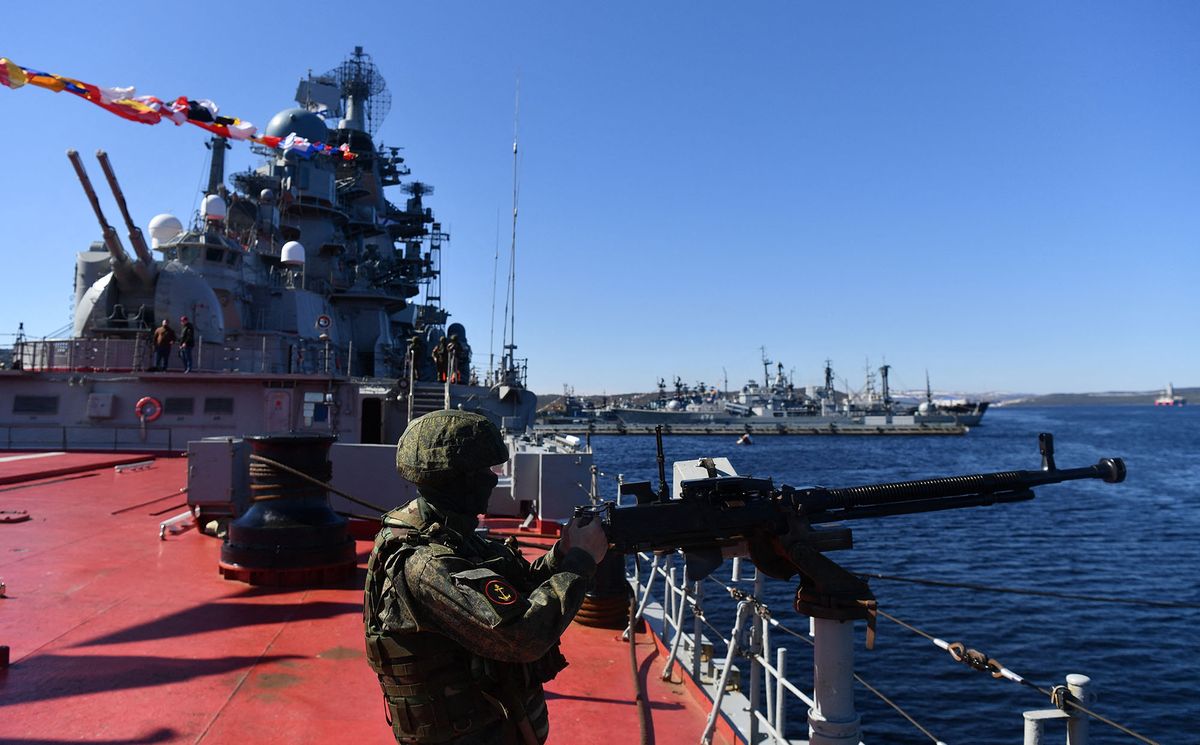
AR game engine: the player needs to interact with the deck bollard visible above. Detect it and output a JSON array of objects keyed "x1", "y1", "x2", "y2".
[
  {"x1": 1022, "y1": 673, "x2": 1090, "y2": 745},
  {"x1": 1066, "y1": 674, "x2": 1091, "y2": 745}
]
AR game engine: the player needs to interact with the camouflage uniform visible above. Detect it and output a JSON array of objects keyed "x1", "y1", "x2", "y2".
[
  {"x1": 365, "y1": 411, "x2": 597, "y2": 744},
  {"x1": 446, "y1": 335, "x2": 463, "y2": 384},
  {"x1": 408, "y1": 334, "x2": 426, "y2": 382},
  {"x1": 431, "y1": 337, "x2": 449, "y2": 382},
  {"x1": 451, "y1": 335, "x2": 471, "y2": 384}
]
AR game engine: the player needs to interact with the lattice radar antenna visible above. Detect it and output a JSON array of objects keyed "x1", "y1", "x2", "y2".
[
  {"x1": 404, "y1": 181, "x2": 434, "y2": 198},
  {"x1": 318, "y1": 47, "x2": 392, "y2": 136}
]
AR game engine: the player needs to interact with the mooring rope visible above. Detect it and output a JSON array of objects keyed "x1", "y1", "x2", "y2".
[{"x1": 247, "y1": 453, "x2": 388, "y2": 513}]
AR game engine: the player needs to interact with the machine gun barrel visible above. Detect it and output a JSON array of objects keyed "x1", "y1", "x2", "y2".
[
  {"x1": 796, "y1": 455, "x2": 1125, "y2": 523},
  {"x1": 580, "y1": 434, "x2": 1126, "y2": 558},
  {"x1": 66, "y1": 149, "x2": 134, "y2": 277},
  {"x1": 576, "y1": 433, "x2": 1126, "y2": 626},
  {"x1": 96, "y1": 150, "x2": 156, "y2": 273}
]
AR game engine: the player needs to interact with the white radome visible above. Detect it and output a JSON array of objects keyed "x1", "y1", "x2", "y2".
[
  {"x1": 201, "y1": 194, "x2": 227, "y2": 222},
  {"x1": 281, "y1": 241, "x2": 306, "y2": 265},
  {"x1": 148, "y1": 213, "x2": 183, "y2": 248}
]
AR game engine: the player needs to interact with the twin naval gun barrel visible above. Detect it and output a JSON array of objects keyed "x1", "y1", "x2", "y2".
[{"x1": 67, "y1": 149, "x2": 156, "y2": 288}]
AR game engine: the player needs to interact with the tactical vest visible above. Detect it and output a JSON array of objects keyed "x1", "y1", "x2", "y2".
[{"x1": 364, "y1": 505, "x2": 556, "y2": 744}]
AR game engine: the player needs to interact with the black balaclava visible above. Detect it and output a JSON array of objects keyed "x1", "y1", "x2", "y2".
[{"x1": 418, "y1": 467, "x2": 499, "y2": 525}]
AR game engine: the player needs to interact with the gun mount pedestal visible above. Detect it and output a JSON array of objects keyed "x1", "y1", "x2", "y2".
[
  {"x1": 777, "y1": 531, "x2": 874, "y2": 745},
  {"x1": 808, "y1": 617, "x2": 862, "y2": 745}
]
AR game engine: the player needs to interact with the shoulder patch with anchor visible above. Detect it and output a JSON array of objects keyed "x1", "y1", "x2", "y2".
[{"x1": 483, "y1": 578, "x2": 519, "y2": 607}]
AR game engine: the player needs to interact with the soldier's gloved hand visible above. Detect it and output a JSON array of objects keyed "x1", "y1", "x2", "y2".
[{"x1": 561, "y1": 516, "x2": 609, "y2": 564}]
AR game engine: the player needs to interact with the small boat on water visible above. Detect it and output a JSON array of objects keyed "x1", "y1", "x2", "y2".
[{"x1": 1154, "y1": 382, "x2": 1187, "y2": 406}]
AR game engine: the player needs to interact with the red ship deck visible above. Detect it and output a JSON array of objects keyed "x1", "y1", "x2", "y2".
[{"x1": 0, "y1": 453, "x2": 735, "y2": 745}]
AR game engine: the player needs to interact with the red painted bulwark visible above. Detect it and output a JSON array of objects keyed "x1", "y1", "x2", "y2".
[{"x1": 0, "y1": 453, "x2": 733, "y2": 744}]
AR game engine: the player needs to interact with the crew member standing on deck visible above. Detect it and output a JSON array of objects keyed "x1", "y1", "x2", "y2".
[
  {"x1": 446, "y1": 334, "x2": 463, "y2": 383},
  {"x1": 364, "y1": 410, "x2": 607, "y2": 744},
  {"x1": 178, "y1": 316, "x2": 195, "y2": 373},
  {"x1": 452, "y1": 333, "x2": 472, "y2": 384},
  {"x1": 408, "y1": 333, "x2": 426, "y2": 382},
  {"x1": 431, "y1": 336, "x2": 449, "y2": 382},
  {"x1": 152, "y1": 319, "x2": 176, "y2": 371}
]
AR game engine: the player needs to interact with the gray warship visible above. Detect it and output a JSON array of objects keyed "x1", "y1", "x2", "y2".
[
  {"x1": 589, "y1": 358, "x2": 987, "y2": 430},
  {"x1": 0, "y1": 48, "x2": 537, "y2": 451}
]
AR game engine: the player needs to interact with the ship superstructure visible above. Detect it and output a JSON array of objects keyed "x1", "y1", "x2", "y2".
[{"x1": 0, "y1": 48, "x2": 536, "y2": 450}]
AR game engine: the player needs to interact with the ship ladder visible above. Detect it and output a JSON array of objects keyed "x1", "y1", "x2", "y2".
[{"x1": 409, "y1": 381, "x2": 449, "y2": 419}]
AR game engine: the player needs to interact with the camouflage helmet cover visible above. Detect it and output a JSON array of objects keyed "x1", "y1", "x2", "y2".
[{"x1": 395, "y1": 410, "x2": 508, "y2": 483}]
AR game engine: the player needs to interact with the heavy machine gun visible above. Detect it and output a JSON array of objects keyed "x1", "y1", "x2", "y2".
[{"x1": 575, "y1": 433, "x2": 1125, "y2": 641}]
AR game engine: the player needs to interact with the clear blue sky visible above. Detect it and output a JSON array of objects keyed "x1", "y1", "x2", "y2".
[{"x1": 2, "y1": 1, "x2": 1197, "y2": 396}]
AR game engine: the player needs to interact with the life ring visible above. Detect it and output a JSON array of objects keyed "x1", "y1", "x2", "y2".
[{"x1": 135, "y1": 396, "x2": 163, "y2": 422}]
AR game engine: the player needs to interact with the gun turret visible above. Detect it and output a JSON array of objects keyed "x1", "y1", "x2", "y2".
[
  {"x1": 96, "y1": 150, "x2": 156, "y2": 283},
  {"x1": 66, "y1": 149, "x2": 138, "y2": 288}
]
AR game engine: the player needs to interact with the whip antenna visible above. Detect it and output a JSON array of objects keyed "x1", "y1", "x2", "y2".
[
  {"x1": 488, "y1": 208, "x2": 500, "y2": 384},
  {"x1": 501, "y1": 77, "x2": 521, "y2": 380}
]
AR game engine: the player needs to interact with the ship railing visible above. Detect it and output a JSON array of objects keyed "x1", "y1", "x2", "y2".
[
  {"x1": 0, "y1": 423, "x2": 193, "y2": 451},
  {"x1": 629, "y1": 552, "x2": 812, "y2": 744},
  {"x1": 201, "y1": 337, "x2": 320, "y2": 375},
  {"x1": 261, "y1": 266, "x2": 333, "y2": 296},
  {"x1": 633, "y1": 553, "x2": 1108, "y2": 745},
  {"x1": 8, "y1": 337, "x2": 150, "y2": 372},
  {"x1": 489, "y1": 357, "x2": 528, "y2": 388},
  {"x1": 5, "y1": 337, "x2": 343, "y2": 377}
]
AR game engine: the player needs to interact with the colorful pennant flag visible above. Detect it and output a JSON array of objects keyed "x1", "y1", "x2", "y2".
[{"x1": 0, "y1": 56, "x2": 357, "y2": 160}]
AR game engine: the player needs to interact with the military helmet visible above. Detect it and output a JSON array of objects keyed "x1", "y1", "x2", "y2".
[{"x1": 395, "y1": 410, "x2": 508, "y2": 483}]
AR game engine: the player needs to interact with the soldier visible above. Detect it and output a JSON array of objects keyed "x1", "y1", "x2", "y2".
[
  {"x1": 452, "y1": 333, "x2": 471, "y2": 384},
  {"x1": 364, "y1": 410, "x2": 607, "y2": 744},
  {"x1": 407, "y1": 333, "x2": 426, "y2": 382},
  {"x1": 431, "y1": 336, "x2": 449, "y2": 382},
  {"x1": 446, "y1": 334, "x2": 462, "y2": 384}
]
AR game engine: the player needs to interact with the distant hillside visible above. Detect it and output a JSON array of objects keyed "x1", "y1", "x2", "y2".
[{"x1": 997, "y1": 388, "x2": 1197, "y2": 406}]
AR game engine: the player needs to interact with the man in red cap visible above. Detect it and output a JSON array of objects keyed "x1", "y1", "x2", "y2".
[{"x1": 178, "y1": 315, "x2": 195, "y2": 372}]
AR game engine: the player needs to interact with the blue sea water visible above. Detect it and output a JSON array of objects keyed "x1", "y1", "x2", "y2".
[{"x1": 589, "y1": 406, "x2": 1199, "y2": 745}]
